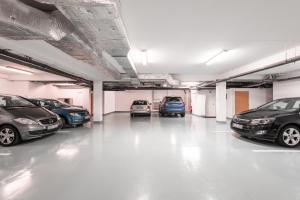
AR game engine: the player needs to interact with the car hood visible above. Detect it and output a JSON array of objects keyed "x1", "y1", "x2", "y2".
[
  {"x1": 62, "y1": 106, "x2": 87, "y2": 113},
  {"x1": 238, "y1": 109, "x2": 297, "y2": 119},
  {"x1": 6, "y1": 107, "x2": 55, "y2": 119}
]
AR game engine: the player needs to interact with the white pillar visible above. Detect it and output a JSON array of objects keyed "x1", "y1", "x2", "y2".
[
  {"x1": 93, "y1": 81, "x2": 103, "y2": 122},
  {"x1": 216, "y1": 82, "x2": 227, "y2": 122}
]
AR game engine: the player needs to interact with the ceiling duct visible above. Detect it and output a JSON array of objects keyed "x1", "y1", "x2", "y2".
[
  {"x1": 0, "y1": 0, "x2": 72, "y2": 40},
  {"x1": 0, "y1": 0, "x2": 134, "y2": 80},
  {"x1": 35, "y1": 0, "x2": 137, "y2": 78},
  {"x1": 138, "y1": 74, "x2": 180, "y2": 87}
]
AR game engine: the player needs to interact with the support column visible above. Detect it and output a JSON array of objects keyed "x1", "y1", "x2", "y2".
[
  {"x1": 93, "y1": 81, "x2": 103, "y2": 122},
  {"x1": 216, "y1": 82, "x2": 227, "y2": 122}
]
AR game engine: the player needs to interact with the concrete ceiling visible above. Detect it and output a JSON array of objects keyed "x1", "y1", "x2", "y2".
[{"x1": 120, "y1": 0, "x2": 300, "y2": 76}]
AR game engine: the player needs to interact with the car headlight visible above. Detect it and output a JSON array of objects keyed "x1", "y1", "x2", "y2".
[
  {"x1": 69, "y1": 112, "x2": 81, "y2": 117},
  {"x1": 55, "y1": 114, "x2": 61, "y2": 120},
  {"x1": 250, "y1": 118, "x2": 275, "y2": 125},
  {"x1": 14, "y1": 118, "x2": 38, "y2": 125}
]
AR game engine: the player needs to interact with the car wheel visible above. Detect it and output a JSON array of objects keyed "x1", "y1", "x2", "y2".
[
  {"x1": 131, "y1": 113, "x2": 134, "y2": 117},
  {"x1": 181, "y1": 113, "x2": 185, "y2": 117},
  {"x1": 61, "y1": 117, "x2": 67, "y2": 127},
  {"x1": 0, "y1": 125, "x2": 21, "y2": 146},
  {"x1": 278, "y1": 125, "x2": 300, "y2": 147}
]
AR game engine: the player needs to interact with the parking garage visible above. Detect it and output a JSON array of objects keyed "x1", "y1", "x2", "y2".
[{"x1": 1, "y1": 0, "x2": 300, "y2": 200}]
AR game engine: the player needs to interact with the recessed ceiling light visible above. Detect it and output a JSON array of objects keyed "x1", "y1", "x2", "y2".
[{"x1": 1, "y1": 66, "x2": 33, "y2": 75}]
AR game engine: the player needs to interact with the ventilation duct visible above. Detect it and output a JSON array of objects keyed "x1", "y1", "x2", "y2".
[
  {"x1": 138, "y1": 74, "x2": 180, "y2": 86},
  {"x1": 0, "y1": 0, "x2": 72, "y2": 40}
]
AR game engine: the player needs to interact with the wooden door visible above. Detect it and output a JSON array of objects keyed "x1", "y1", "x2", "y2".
[{"x1": 235, "y1": 91, "x2": 249, "y2": 114}]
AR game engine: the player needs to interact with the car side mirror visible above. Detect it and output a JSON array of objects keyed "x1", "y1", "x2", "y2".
[{"x1": 44, "y1": 105, "x2": 52, "y2": 110}]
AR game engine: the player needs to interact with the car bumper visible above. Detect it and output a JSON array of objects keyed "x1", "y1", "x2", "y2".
[
  {"x1": 230, "y1": 121, "x2": 278, "y2": 141},
  {"x1": 69, "y1": 116, "x2": 91, "y2": 125},
  {"x1": 162, "y1": 108, "x2": 185, "y2": 114},
  {"x1": 16, "y1": 120, "x2": 63, "y2": 140},
  {"x1": 131, "y1": 110, "x2": 151, "y2": 114}
]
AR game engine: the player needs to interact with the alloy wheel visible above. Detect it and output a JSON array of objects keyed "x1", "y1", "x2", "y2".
[
  {"x1": 282, "y1": 128, "x2": 300, "y2": 146},
  {"x1": 0, "y1": 128, "x2": 15, "y2": 145}
]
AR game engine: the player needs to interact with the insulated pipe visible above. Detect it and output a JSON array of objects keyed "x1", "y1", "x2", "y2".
[
  {"x1": 200, "y1": 55, "x2": 300, "y2": 88},
  {"x1": 0, "y1": 0, "x2": 73, "y2": 41}
]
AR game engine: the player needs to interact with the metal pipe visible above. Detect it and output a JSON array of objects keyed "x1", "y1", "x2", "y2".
[{"x1": 200, "y1": 55, "x2": 300, "y2": 88}]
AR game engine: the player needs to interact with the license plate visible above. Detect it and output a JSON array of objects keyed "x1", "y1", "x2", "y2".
[
  {"x1": 232, "y1": 123, "x2": 243, "y2": 129},
  {"x1": 47, "y1": 124, "x2": 59, "y2": 130}
]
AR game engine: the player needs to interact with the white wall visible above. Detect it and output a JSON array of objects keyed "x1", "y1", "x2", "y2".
[
  {"x1": 115, "y1": 90, "x2": 188, "y2": 112},
  {"x1": 0, "y1": 78, "x2": 30, "y2": 96},
  {"x1": 115, "y1": 90, "x2": 153, "y2": 111},
  {"x1": 191, "y1": 90, "x2": 216, "y2": 117},
  {"x1": 273, "y1": 80, "x2": 300, "y2": 100},
  {"x1": 227, "y1": 88, "x2": 273, "y2": 118},
  {"x1": 216, "y1": 82, "x2": 227, "y2": 122},
  {"x1": 104, "y1": 91, "x2": 116, "y2": 114},
  {"x1": 0, "y1": 78, "x2": 91, "y2": 112}
]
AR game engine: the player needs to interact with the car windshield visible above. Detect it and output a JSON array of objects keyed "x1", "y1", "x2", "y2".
[
  {"x1": 133, "y1": 100, "x2": 147, "y2": 105},
  {"x1": 259, "y1": 99, "x2": 300, "y2": 111},
  {"x1": 0, "y1": 95, "x2": 36, "y2": 108},
  {"x1": 52, "y1": 100, "x2": 70, "y2": 108},
  {"x1": 166, "y1": 97, "x2": 182, "y2": 102}
]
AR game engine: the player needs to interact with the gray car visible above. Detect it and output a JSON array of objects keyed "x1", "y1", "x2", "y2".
[
  {"x1": 130, "y1": 100, "x2": 151, "y2": 117},
  {"x1": 0, "y1": 94, "x2": 62, "y2": 146}
]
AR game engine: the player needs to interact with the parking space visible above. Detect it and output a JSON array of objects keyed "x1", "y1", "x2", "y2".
[{"x1": 1, "y1": 113, "x2": 300, "y2": 200}]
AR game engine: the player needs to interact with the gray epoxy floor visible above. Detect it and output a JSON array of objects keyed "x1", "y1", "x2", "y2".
[{"x1": 1, "y1": 113, "x2": 300, "y2": 200}]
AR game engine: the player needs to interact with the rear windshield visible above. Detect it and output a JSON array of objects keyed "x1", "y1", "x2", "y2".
[
  {"x1": 133, "y1": 100, "x2": 148, "y2": 105},
  {"x1": 0, "y1": 95, "x2": 36, "y2": 108},
  {"x1": 166, "y1": 97, "x2": 183, "y2": 102}
]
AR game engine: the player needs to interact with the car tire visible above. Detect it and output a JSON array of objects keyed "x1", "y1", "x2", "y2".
[
  {"x1": 181, "y1": 113, "x2": 185, "y2": 117},
  {"x1": 277, "y1": 125, "x2": 300, "y2": 147},
  {"x1": 131, "y1": 113, "x2": 134, "y2": 117},
  {"x1": 0, "y1": 125, "x2": 21, "y2": 146},
  {"x1": 61, "y1": 117, "x2": 67, "y2": 128}
]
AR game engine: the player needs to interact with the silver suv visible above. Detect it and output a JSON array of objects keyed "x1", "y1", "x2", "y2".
[{"x1": 0, "y1": 95, "x2": 62, "y2": 146}]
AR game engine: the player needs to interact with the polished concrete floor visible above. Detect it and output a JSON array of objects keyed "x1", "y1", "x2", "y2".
[{"x1": 1, "y1": 113, "x2": 300, "y2": 200}]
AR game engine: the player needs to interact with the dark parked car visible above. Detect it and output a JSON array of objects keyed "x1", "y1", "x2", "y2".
[
  {"x1": 159, "y1": 96, "x2": 185, "y2": 117},
  {"x1": 231, "y1": 97, "x2": 300, "y2": 147},
  {"x1": 30, "y1": 99, "x2": 90, "y2": 127},
  {"x1": 130, "y1": 100, "x2": 151, "y2": 117},
  {"x1": 0, "y1": 95, "x2": 62, "y2": 146}
]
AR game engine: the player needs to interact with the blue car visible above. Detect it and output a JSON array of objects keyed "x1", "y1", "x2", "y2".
[
  {"x1": 30, "y1": 99, "x2": 90, "y2": 127},
  {"x1": 159, "y1": 96, "x2": 185, "y2": 117}
]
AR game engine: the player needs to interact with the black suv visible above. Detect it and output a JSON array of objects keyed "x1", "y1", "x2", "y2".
[{"x1": 231, "y1": 98, "x2": 300, "y2": 147}]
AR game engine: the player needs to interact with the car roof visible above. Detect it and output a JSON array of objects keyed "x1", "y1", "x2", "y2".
[
  {"x1": 31, "y1": 98, "x2": 55, "y2": 101},
  {"x1": 276, "y1": 97, "x2": 300, "y2": 101}
]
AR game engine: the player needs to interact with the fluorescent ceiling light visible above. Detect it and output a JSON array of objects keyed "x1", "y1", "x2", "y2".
[
  {"x1": 54, "y1": 83, "x2": 76, "y2": 86},
  {"x1": 181, "y1": 82, "x2": 200, "y2": 86},
  {"x1": 128, "y1": 49, "x2": 149, "y2": 66},
  {"x1": 205, "y1": 50, "x2": 229, "y2": 65},
  {"x1": 141, "y1": 50, "x2": 148, "y2": 66},
  {"x1": 1, "y1": 66, "x2": 33, "y2": 75}
]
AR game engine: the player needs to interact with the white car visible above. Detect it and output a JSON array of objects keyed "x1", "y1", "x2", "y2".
[{"x1": 130, "y1": 100, "x2": 151, "y2": 117}]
